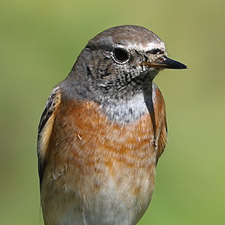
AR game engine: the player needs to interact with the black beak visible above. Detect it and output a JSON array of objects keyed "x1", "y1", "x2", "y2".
[
  {"x1": 140, "y1": 56, "x2": 187, "y2": 69},
  {"x1": 157, "y1": 56, "x2": 187, "y2": 69}
]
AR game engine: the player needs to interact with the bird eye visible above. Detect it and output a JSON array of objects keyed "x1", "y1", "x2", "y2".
[{"x1": 112, "y1": 48, "x2": 129, "y2": 64}]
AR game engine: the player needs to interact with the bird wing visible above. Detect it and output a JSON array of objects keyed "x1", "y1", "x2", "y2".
[
  {"x1": 152, "y1": 83, "x2": 168, "y2": 163},
  {"x1": 37, "y1": 86, "x2": 61, "y2": 188},
  {"x1": 156, "y1": 108, "x2": 167, "y2": 163}
]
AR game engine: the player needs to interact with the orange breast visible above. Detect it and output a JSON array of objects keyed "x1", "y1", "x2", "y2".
[
  {"x1": 45, "y1": 99, "x2": 154, "y2": 190},
  {"x1": 56, "y1": 100, "x2": 155, "y2": 164},
  {"x1": 41, "y1": 87, "x2": 167, "y2": 225}
]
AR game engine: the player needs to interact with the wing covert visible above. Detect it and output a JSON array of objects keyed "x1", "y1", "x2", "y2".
[{"x1": 37, "y1": 86, "x2": 61, "y2": 188}]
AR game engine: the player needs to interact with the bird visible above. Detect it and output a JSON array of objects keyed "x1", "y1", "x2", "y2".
[{"x1": 37, "y1": 25, "x2": 186, "y2": 225}]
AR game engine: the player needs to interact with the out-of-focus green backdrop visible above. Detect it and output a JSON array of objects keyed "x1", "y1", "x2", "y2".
[{"x1": 1, "y1": 0, "x2": 225, "y2": 224}]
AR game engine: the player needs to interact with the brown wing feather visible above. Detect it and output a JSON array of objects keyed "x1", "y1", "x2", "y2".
[
  {"x1": 37, "y1": 86, "x2": 61, "y2": 188},
  {"x1": 156, "y1": 110, "x2": 167, "y2": 163},
  {"x1": 152, "y1": 84, "x2": 168, "y2": 163}
]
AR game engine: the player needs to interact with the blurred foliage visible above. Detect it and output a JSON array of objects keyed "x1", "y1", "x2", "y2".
[{"x1": 0, "y1": 0, "x2": 225, "y2": 224}]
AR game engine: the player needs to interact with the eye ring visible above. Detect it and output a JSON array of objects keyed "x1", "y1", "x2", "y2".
[{"x1": 112, "y1": 48, "x2": 130, "y2": 64}]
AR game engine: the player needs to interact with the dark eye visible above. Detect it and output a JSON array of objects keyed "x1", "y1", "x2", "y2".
[{"x1": 112, "y1": 48, "x2": 129, "y2": 64}]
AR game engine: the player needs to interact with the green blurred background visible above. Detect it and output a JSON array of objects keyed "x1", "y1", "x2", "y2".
[{"x1": 1, "y1": 0, "x2": 225, "y2": 224}]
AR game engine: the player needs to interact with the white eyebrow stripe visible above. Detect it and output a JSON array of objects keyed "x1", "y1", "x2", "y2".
[{"x1": 114, "y1": 42, "x2": 166, "y2": 52}]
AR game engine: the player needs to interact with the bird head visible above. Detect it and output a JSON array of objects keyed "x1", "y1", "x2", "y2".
[{"x1": 70, "y1": 25, "x2": 186, "y2": 100}]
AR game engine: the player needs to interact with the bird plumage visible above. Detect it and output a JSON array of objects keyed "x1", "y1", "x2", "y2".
[{"x1": 37, "y1": 25, "x2": 186, "y2": 225}]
